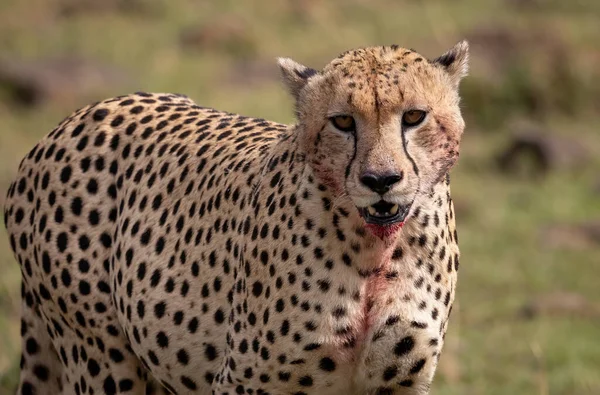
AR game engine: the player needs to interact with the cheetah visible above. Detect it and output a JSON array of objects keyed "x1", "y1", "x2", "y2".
[{"x1": 4, "y1": 41, "x2": 469, "y2": 395}]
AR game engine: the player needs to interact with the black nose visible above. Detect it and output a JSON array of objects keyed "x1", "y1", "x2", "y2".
[{"x1": 360, "y1": 172, "x2": 403, "y2": 194}]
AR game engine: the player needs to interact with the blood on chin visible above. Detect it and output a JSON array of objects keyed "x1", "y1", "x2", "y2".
[{"x1": 365, "y1": 222, "x2": 404, "y2": 240}]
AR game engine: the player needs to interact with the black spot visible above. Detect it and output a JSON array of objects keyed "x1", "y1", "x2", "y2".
[
  {"x1": 87, "y1": 359, "x2": 100, "y2": 377},
  {"x1": 108, "y1": 348, "x2": 124, "y2": 363},
  {"x1": 156, "y1": 332, "x2": 169, "y2": 348},
  {"x1": 148, "y1": 350, "x2": 159, "y2": 366},
  {"x1": 278, "y1": 371, "x2": 291, "y2": 382},
  {"x1": 78, "y1": 259, "x2": 90, "y2": 273},
  {"x1": 392, "y1": 247, "x2": 403, "y2": 259},
  {"x1": 78, "y1": 281, "x2": 91, "y2": 295},
  {"x1": 140, "y1": 228, "x2": 152, "y2": 245},
  {"x1": 78, "y1": 235, "x2": 90, "y2": 251},
  {"x1": 104, "y1": 376, "x2": 117, "y2": 395},
  {"x1": 93, "y1": 108, "x2": 109, "y2": 121},
  {"x1": 180, "y1": 376, "x2": 197, "y2": 390},
  {"x1": 154, "y1": 301, "x2": 166, "y2": 318},
  {"x1": 214, "y1": 309, "x2": 225, "y2": 324},
  {"x1": 25, "y1": 338, "x2": 39, "y2": 355},
  {"x1": 204, "y1": 344, "x2": 218, "y2": 361},
  {"x1": 177, "y1": 349, "x2": 189, "y2": 365},
  {"x1": 410, "y1": 358, "x2": 426, "y2": 374},
  {"x1": 394, "y1": 336, "x2": 415, "y2": 356},
  {"x1": 252, "y1": 281, "x2": 263, "y2": 297},
  {"x1": 110, "y1": 134, "x2": 120, "y2": 151},
  {"x1": 188, "y1": 317, "x2": 199, "y2": 333},
  {"x1": 60, "y1": 269, "x2": 72, "y2": 287},
  {"x1": 32, "y1": 364, "x2": 49, "y2": 381},
  {"x1": 298, "y1": 375, "x2": 313, "y2": 387},
  {"x1": 119, "y1": 379, "x2": 134, "y2": 392},
  {"x1": 385, "y1": 315, "x2": 400, "y2": 326},
  {"x1": 57, "y1": 232, "x2": 68, "y2": 253},
  {"x1": 86, "y1": 179, "x2": 98, "y2": 194},
  {"x1": 150, "y1": 269, "x2": 161, "y2": 287},
  {"x1": 94, "y1": 131, "x2": 107, "y2": 146},
  {"x1": 411, "y1": 321, "x2": 428, "y2": 329},
  {"x1": 382, "y1": 366, "x2": 398, "y2": 381},
  {"x1": 15, "y1": 208, "x2": 24, "y2": 224},
  {"x1": 71, "y1": 197, "x2": 83, "y2": 216},
  {"x1": 76, "y1": 136, "x2": 88, "y2": 151},
  {"x1": 319, "y1": 357, "x2": 336, "y2": 372},
  {"x1": 88, "y1": 210, "x2": 100, "y2": 225},
  {"x1": 42, "y1": 252, "x2": 52, "y2": 273},
  {"x1": 21, "y1": 382, "x2": 35, "y2": 395},
  {"x1": 60, "y1": 166, "x2": 72, "y2": 183}
]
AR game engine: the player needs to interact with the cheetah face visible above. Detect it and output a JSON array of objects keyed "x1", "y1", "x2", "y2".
[{"x1": 279, "y1": 41, "x2": 469, "y2": 238}]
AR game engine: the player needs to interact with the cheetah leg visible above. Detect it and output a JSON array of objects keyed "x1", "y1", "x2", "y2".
[
  {"x1": 49, "y1": 323, "x2": 150, "y2": 395},
  {"x1": 18, "y1": 282, "x2": 64, "y2": 395}
]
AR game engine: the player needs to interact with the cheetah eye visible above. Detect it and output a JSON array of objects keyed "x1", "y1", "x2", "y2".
[
  {"x1": 402, "y1": 110, "x2": 427, "y2": 127},
  {"x1": 329, "y1": 115, "x2": 356, "y2": 133}
]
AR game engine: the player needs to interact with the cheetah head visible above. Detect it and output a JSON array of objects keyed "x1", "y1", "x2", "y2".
[{"x1": 278, "y1": 41, "x2": 469, "y2": 239}]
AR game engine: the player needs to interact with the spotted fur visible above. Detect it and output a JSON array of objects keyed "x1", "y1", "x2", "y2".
[{"x1": 4, "y1": 41, "x2": 469, "y2": 395}]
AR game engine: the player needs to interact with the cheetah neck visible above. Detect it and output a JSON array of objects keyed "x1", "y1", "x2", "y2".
[{"x1": 285, "y1": 163, "x2": 458, "y2": 360}]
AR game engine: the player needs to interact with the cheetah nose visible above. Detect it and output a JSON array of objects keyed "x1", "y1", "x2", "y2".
[{"x1": 360, "y1": 172, "x2": 403, "y2": 195}]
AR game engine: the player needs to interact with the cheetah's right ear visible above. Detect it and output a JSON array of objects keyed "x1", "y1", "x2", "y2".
[
  {"x1": 433, "y1": 40, "x2": 469, "y2": 88},
  {"x1": 277, "y1": 57, "x2": 319, "y2": 100}
]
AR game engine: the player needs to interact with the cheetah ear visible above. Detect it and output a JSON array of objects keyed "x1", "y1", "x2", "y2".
[
  {"x1": 433, "y1": 40, "x2": 469, "y2": 88},
  {"x1": 277, "y1": 57, "x2": 319, "y2": 99}
]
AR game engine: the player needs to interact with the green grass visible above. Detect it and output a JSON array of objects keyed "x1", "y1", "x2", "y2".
[{"x1": 1, "y1": 0, "x2": 599, "y2": 393}]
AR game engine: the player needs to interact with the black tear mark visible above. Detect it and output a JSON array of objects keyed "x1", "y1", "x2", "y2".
[
  {"x1": 345, "y1": 131, "x2": 358, "y2": 180},
  {"x1": 314, "y1": 125, "x2": 326, "y2": 149},
  {"x1": 401, "y1": 128, "x2": 419, "y2": 176}
]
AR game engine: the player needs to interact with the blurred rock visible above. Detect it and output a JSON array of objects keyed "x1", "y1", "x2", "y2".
[
  {"x1": 179, "y1": 17, "x2": 256, "y2": 59},
  {"x1": 462, "y1": 23, "x2": 590, "y2": 124},
  {"x1": 0, "y1": 56, "x2": 131, "y2": 108},
  {"x1": 437, "y1": 335, "x2": 461, "y2": 384},
  {"x1": 451, "y1": 199, "x2": 472, "y2": 220},
  {"x1": 539, "y1": 222, "x2": 600, "y2": 250},
  {"x1": 593, "y1": 179, "x2": 600, "y2": 196},
  {"x1": 436, "y1": 301, "x2": 462, "y2": 384},
  {"x1": 466, "y1": 26, "x2": 519, "y2": 64},
  {"x1": 57, "y1": 0, "x2": 156, "y2": 17},
  {"x1": 496, "y1": 125, "x2": 589, "y2": 179},
  {"x1": 520, "y1": 291, "x2": 600, "y2": 320},
  {"x1": 466, "y1": 25, "x2": 565, "y2": 72},
  {"x1": 505, "y1": 0, "x2": 543, "y2": 9},
  {"x1": 288, "y1": 0, "x2": 321, "y2": 23},
  {"x1": 222, "y1": 59, "x2": 278, "y2": 88}
]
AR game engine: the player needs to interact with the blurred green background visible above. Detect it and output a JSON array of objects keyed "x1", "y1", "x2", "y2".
[{"x1": 0, "y1": 0, "x2": 599, "y2": 394}]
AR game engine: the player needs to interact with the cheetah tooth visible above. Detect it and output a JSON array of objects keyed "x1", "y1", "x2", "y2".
[
  {"x1": 390, "y1": 204, "x2": 399, "y2": 215},
  {"x1": 367, "y1": 206, "x2": 377, "y2": 216}
]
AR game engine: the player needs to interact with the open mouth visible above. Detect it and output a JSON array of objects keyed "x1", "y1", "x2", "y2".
[{"x1": 359, "y1": 201, "x2": 411, "y2": 226}]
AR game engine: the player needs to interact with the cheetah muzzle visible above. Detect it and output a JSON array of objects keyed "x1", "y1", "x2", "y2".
[{"x1": 5, "y1": 41, "x2": 469, "y2": 395}]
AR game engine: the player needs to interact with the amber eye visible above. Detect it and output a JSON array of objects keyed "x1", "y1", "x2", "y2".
[
  {"x1": 330, "y1": 115, "x2": 356, "y2": 132},
  {"x1": 402, "y1": 110, "x2": 426, "y2": 127}
]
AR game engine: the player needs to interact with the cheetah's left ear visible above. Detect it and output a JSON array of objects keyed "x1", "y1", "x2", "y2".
[
  {"x1": 277, "y1": 57, "x2": 319, "y2": 100},
  {"x1": 433, "y1": 40, "x2": 469, "y2": 88}
]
